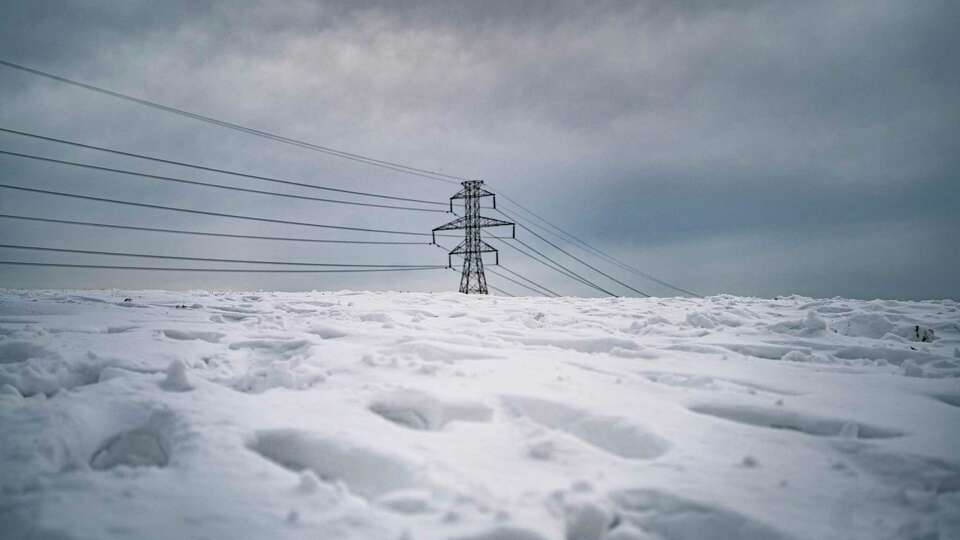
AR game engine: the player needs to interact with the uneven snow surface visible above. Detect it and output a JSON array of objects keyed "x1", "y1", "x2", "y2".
[{"x1": 1, "y1": 289, "x2": 959, "y2": 540}]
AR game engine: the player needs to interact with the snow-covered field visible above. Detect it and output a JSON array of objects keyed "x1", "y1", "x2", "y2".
[{"x1": 1, "y1": 289, "x2": 958, "y2": 540}]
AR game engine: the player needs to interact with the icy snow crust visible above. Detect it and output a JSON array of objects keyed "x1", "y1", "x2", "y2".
[{"x1": 0, "y1": 290, "x2": 958, "y2": 540}]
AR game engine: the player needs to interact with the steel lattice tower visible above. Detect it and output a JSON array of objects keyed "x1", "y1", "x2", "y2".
[{"x1": 433, "y1": 180, "x2": 514, "y2": 294}]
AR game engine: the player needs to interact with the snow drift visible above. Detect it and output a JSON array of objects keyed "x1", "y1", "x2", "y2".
[{"x1": 0, "y1": 289, "x2": 958, "y2": 539}]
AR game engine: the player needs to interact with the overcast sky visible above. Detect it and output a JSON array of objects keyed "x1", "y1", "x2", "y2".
[{"x1": 0, "y1": 0, "x2": 957, "y2": 299}]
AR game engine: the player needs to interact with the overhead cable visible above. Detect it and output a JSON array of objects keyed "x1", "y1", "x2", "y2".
[
  {"x1": 497, "y1": 208, "x2": 649, "y2": 297},
  {"x1": 0, "y1": 60, "x2": 463, "y2": 184},
  {"x1": 0, "y1": 261, "x2": 444, "y2": 274},
  {"x1": 0, "y1": 243, "x2": 444, "y2": 268},
  {"x1": 0, "y1": 127, "x2": 447, "y2": 206},
  {"x1": 492, "y1": 237, "x2": 613, "y2": 296},
  {"x1": 0, "y1": 183, "x2": 432, "y2": 237},
  {"x1": 494, "y1": 191, "x2": 702, "y2": 297},
  {"x1": 0, "y1": 149, "x2": 446, "y2": 213},
  {"x1": 496, "y1": 264, "x2": 560, "y2": 297},
  {"x1": 0, "y1": 214, "x2": 428, "y2": 245}
]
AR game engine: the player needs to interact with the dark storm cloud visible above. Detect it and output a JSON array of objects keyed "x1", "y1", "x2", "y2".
[{"x1": 0, "y1": 0, "x2": 957, "y2": 298}]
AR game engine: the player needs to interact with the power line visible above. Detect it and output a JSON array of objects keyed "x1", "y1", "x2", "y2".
[
  {"x1": 488, "y1": 284, "x2": 515, "y2": 297},
  {"x1": 496, "y1": 208, "x2": 650, "y2": 297},
  {"x1": 0, "y1": 127, "x2": 448, "y2": 206},
  {"x1": 0, "y1": 61, "x2": 703, "y2": 297},
  {"x1": 0, "y1": 60, "x2": 463, "y2": 185},
  {"x1": 498, "y1": 236, "x2": 616, "y2": 297},
  {"x1": 0, "y1": 149, "x2": 447, "y2": 213},
  {"x1": 486, "y1": 267, "x2": 550, "y2": 297},
  {"x1": 0, "y1": 183, "x2": 432, "y2": 237},
  {"x1": 0, "y1": 243, "x2": 442, "y2": 268},
  {"x1": 501, "y1": 197, "x2": 694, "y2": 294},
  {"x1": 494, "y1": 192, "x2": 702, "y2": 297},
  {"x1": 0, "y1": 261, "x2": 445, "y2": 274},
  {"x1": 0, "y1": 214, "x2": 428, "y2": 245},
  {"x1": 492, "y1": 237, "x2": 613, "y2": 296},
  {"x1": 496, "y1": 264, "x2": 560, "y2": 297},
  {"x1": 510, "y1": 237, "x2": 615, "y2": 296}
]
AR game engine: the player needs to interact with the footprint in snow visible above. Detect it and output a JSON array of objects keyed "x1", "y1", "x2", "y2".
[
  {"x1": 688, "y1": 403, "x2": 903, "y2": 439},
  {"x1": 369, "y1": 390, "x2": 491, "y2": 431},
  {"x1": 90, "y1": 412, "x2": 178, "y2": 470},
  {"x1": 503, "y1": 395, "x2": 670, "y2": 460},
  {"x1": 608, "y1": 488, "x2": 795, "y2": 540},
  {"x1": 247, "y1": 429, "x2": 422, "y2": 499}
]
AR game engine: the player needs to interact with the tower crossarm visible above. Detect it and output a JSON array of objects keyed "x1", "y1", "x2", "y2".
[
  {"x1": 432, "y1": 216, "x2": 469, "y2": 232},
  {"x1": 431, "y1": 216, "x2": 514, "y2": 243},
  {"x1": 448, "y1": 239, "x2": 499, "y2": 267},
  {"x1": 475, "y1": 216, "x2": 513, "y2": 233},
  {"x1": 449, "y1": 185, "x2": 497, "y2": 211}
]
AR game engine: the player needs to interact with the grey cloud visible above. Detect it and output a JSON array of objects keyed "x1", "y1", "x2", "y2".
[{"x1": 0, "y1": 0, "x2": 956, "y2": 298}]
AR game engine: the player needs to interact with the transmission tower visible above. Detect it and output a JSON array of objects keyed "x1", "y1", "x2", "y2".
[{"x1": 433, "y1": 180, "x2": 514, "y2": 294}]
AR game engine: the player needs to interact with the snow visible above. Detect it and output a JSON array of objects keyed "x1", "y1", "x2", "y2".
[
  {"x1": 0, "y1": 289, "x2": 958, "y2": 540},
  {"x1": 160, "y1": 359, "x2": 193, "y2": 392}
]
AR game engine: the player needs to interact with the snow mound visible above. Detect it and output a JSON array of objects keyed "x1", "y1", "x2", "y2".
[
  {"x1": 0, "y1": 350, "x2": 109, "y2": 396},
  {"x1": 225, "y1": 360, "x2": 327, "y2": 393},
  {"x1": 160, "y1": 359, "x2": 193, "y2": 391},
  {"x1": 832, "y1": 313, "x2": 895, "y2": 338},
  {"x1": 832, "y1": 313, "x2": 937, "y2": 342},
  {"x1": 768, "y1": 311, "x2": 827, "y2": 336},
  {"x1": 306, "y1": 323, "x2": 348, "y2": 339},
  {"x1": 552, "y1": 490, "x2": 615, "y2": 540}
]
